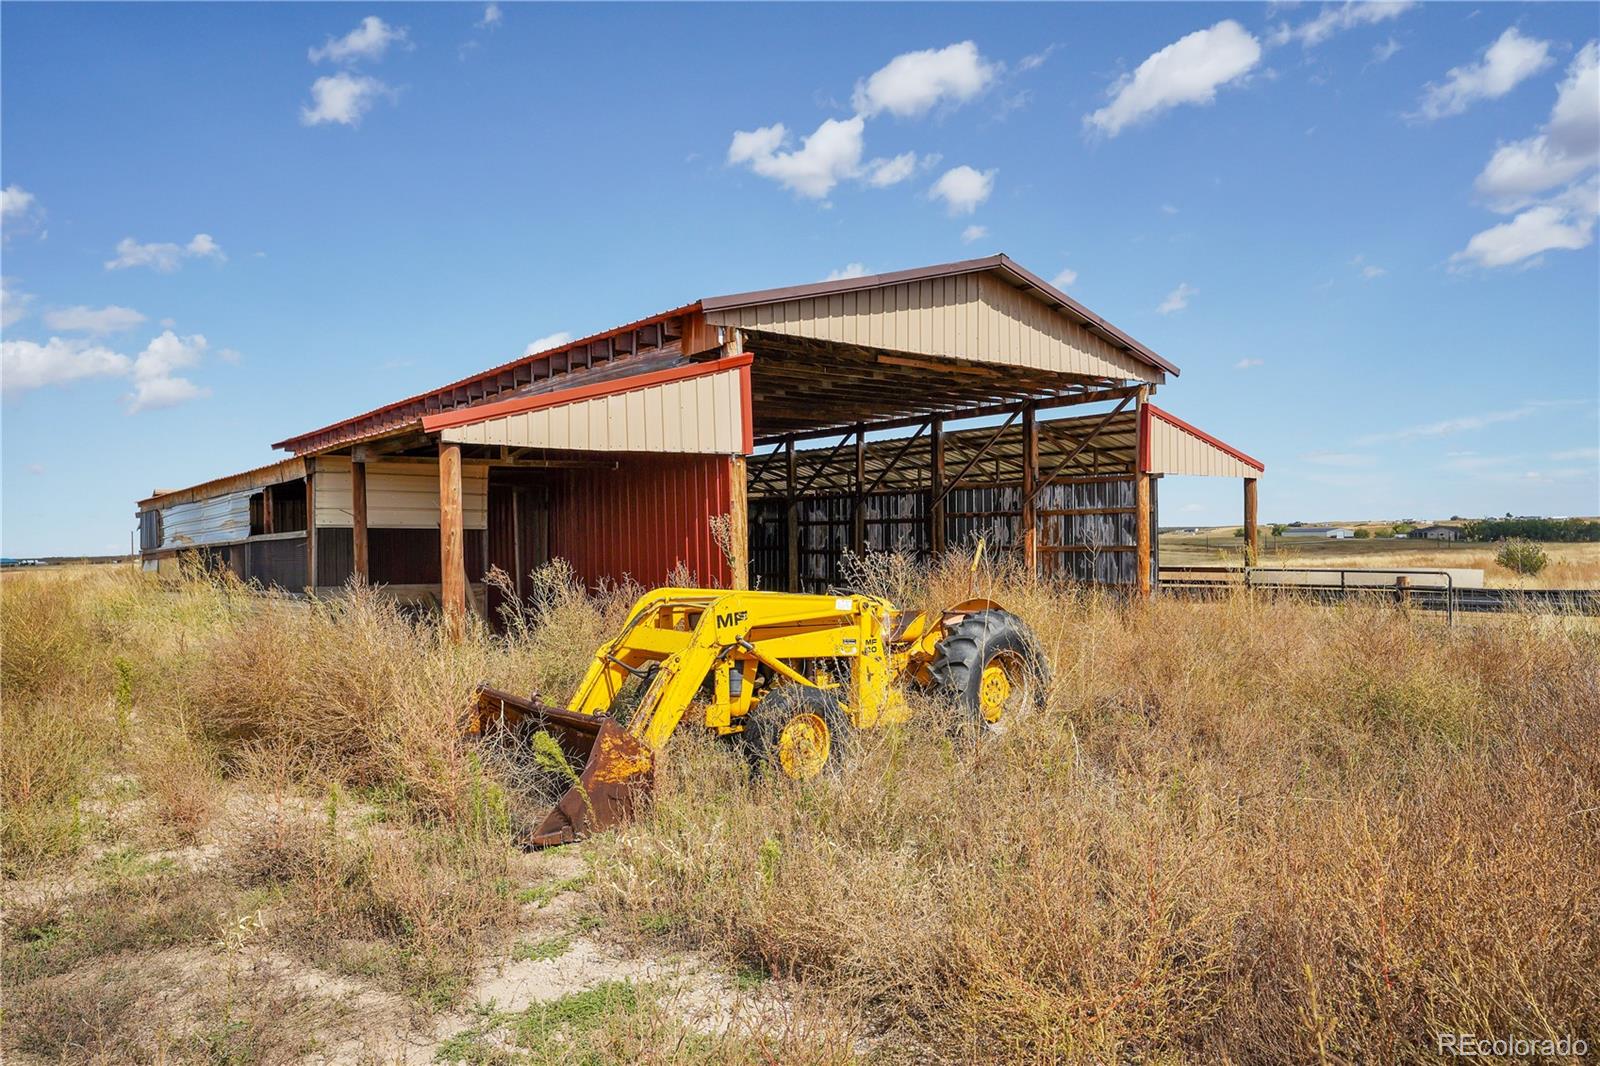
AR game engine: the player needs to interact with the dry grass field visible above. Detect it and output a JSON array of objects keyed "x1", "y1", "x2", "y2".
[
  {"x1": 3, "y1": 560, "x2": 1598, "y2": 1064},
  {"x1": 1161, "y1": 531, "x2": 1600, "y2": 588}
]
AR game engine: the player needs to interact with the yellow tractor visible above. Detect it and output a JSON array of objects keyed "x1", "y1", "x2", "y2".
[{"x1": 470, "y1": 582, "x2": 1047, "y2": 846}]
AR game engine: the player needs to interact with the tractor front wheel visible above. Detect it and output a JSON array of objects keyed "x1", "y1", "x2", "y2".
[
  {"x1": 931, "y1": 610, "x2": 1048, "y2": 729},
  {"x1": 741, "y1": 684, "x2": 850, "y2": 780}
]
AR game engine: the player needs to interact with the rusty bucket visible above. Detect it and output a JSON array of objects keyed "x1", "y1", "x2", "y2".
[{"x1": 470, "y1": 685, "x2": 655, "y2": 847}]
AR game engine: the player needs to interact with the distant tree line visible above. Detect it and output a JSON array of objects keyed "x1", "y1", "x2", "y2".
[{"x1": 1460, "y1": 518, "x2": 1600, "y2": 543}]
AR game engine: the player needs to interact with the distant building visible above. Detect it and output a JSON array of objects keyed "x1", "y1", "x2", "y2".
[
  {"x1": 1413, "y1": 525, "x2": 1462, "y2": 541},
  {"x1": 1281, "y1": 526, "x2": 1354, "y2": 539}
]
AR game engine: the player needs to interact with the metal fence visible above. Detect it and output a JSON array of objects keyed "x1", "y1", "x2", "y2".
[{"x1": 1159, "y1": 565, "x2": 1600, "y2": 622}]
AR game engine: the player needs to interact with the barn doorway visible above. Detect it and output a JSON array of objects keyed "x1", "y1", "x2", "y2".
[{"x1": 486, "y1": 469, "x2": 551, "y2": 626}]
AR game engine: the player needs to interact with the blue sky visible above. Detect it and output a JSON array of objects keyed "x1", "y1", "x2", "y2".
[{"x1": 3, "y1": 1, "x2": 1597, "y2": 555}]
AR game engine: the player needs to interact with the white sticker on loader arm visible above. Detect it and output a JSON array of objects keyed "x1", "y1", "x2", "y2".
[{"x1": 834, "y1": 597, "x2": 853, "y2": 611}]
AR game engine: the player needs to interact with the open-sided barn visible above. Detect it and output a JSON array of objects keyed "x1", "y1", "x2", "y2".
[{"x1": 136, "y1": 255, "x2": 1264, "y2": 630}]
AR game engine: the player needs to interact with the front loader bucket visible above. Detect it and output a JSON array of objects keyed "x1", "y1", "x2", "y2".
[{"x1": 471, "y1": 686, "x2": 655, "y2": 847}]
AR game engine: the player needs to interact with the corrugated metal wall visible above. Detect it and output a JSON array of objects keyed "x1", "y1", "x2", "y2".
[
  {"x1": 1038, "y1": 477, "x2": 1137, "y2": 584},
  {"x1": 948, "y1": 485, "x2": 1021, "y2": 553},
  {"x1": 705, "y1": 273, "x2": 1155, "y2": 383},
  {"x1": 159, "y1": 490, "x2": 252, "y2": 548},
  {"x1": 550, "y1": 455, "x2": 733, "y2": 589},
  {"x1": 750, "y1": 476, "x2": 1138, "y2": 591},
  {"x1": 750, "y1": 491, "x2": 935, "y2": 592},
  {"x1": 439, "y1": 367, "x2": 745, "y2": 454}
]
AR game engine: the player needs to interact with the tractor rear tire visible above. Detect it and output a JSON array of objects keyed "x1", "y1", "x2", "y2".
[
  {"x1": 931, "y1": 610, "x2": 1048, "y2": 729},
  {"x1": 741, "y1": 684, "x2": 850, "y2": 780}
]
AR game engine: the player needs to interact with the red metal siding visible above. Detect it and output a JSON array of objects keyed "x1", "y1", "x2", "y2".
[{"x1": 550, "y1": 455, "x2": 733, "y2": 589}]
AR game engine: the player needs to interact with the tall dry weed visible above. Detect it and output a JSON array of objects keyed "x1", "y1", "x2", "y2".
[
  {"x1": 5, "y1": 558, "x2": 1596, "y2": 1060},
  {"x1": 590, "y1": 554, "x2": 1600, "y2": 1061}
]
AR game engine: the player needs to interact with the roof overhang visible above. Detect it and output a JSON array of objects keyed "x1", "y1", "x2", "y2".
[
  {"x1": 424, "y1": 354, "x2": 753, "y2": 455},
  {"x1": 138, "y1": 456, "x2": 306, "y2": 510}
]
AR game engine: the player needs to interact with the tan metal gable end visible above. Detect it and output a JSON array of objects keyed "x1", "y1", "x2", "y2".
[
  {"x1": 1142, "y1": 405, "x2": 1265, "y2": 479},
  {"x1": 703, "y1": 272, "x2": 1160, "y2": 385},
  {"x1": 424, "y1": 358, "x2": 751, "y2": 455},
  {"x1": 701, "y1": 254, "x2": 1176, "y2": 384}
]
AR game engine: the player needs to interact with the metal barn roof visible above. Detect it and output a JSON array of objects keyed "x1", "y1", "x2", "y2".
[{"x1": 271, "y1": 255, "x2": 1175, "y2": 457}]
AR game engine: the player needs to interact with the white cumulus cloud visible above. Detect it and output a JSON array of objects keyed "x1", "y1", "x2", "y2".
[
  {"x1": 524, "y1": 332, "x2": 573, "y2": 356},
  {"x1": 1, "y1": 277, "x2": 35, "y2": 328},
  {"x1": 852, "y1": 41, "x2": 998, "y2": 118},
  {"x1": 1452, "y1": 198, "x2": 1595, "y2": 269},
  {"x1": 478, "y1": 3, "x2": 502, "y2": 28},
  {"x1": 961, "y1": 224, "x2": 988, "y2": 243},
  {"x1": 2, "y1": 185, "x2": 44, "y2": 241},
  {"x1": 1272, "y1": 1, "x2": 1416, "y2": 49},
  {"x1": 105, "y1": 233, "x2": 225, "y2": 272},
  {"x1": 301, "y1": 73, "x2": 393, "y2": 127},
  {"x1": 1050, "y1": 267, "x2": 1078, "y2": 289},
  {"x1": 43, "y1": 305, "x2": 147, "y2": 335},
  {"x1": 929, "y1": 165, "x2": 995, "y2": 215},
  {"x1": 2, "y1": 337, "x2": 132, "y2": 392},
  {"x1": 126, "y1": 330, "x2": 211, "y2": 412},
  {"x1": 1235, "y1": 357, "x2": 1265, "y2": 370},
  {"x1": 1456, "y1": 44, "x2": 1599, "y2": 269},
  {"x1": 864, "y1": 152, "x2": 918, "y2": 188},
  {"x1": 1475, "y1": 42, "x2": 1598, "y2": 204},
  {"x1": 727, "y1": 116, "x2": 866, "y2": 200},
  {"x1": 1, "y1": 328, "x2": 214, "y2": 411},
  {"x1": 826, "y1": 263, "x2": 870, "y2": 281},
  {"x1": 1412, "y1": 28, "x2": 1553, "y2": 121},
  {"x1": 1158, "y1": 282, "x2": 1197, "y2": 314},
  {"x1": 1, "y1": 185, "x2": 38, "y2": 220},
  {"x1": 309, "y1": 16, "x2": 409, "y2": 64},
  {"x1": 1085, "y1": 21, "x2": 1262, "y2": 137}
]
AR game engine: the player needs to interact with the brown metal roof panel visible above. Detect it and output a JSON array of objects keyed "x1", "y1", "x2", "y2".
[{"x1": 700, "y1": 255, "x2": 1011, "y2": 312}]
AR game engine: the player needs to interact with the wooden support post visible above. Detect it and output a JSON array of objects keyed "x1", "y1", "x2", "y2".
[
  {"x1": 1243, "y1": 477, "x2": 1259, "y2": 564},
  {"x1": 1133, "y1": 387, "x2": 1151, "y2": 600},
  {"x1": 1135, "y1": 474, "x2": 1152, "y2": 600},
  {"x1": 1021, "y1": 403, "x2": 1038, "y2": 575},
  {"x1": 728, "y1": 455, "x2": 749, "y2": 590},
  {"x1": 930, "y1": 416, "x2": 946, "y2": 559},
  {"x1": 262, "y1": 485, "x2": 274, "y2": 534},
  {"x1": 852, "y1": 427, "x2": 866, "y2": 556},
  {"x1": 784, "y1": 437, "x2": 799, "y2": 592},
  {"x1": 304, "y1": 460, "x2": 317, "y2": 593},
  {"x1": 352, "y1": 459, "x2": 369, "y2": 582},
  {"x1": 438, "y1": 441, "x2": 467, "y2": 640}
]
